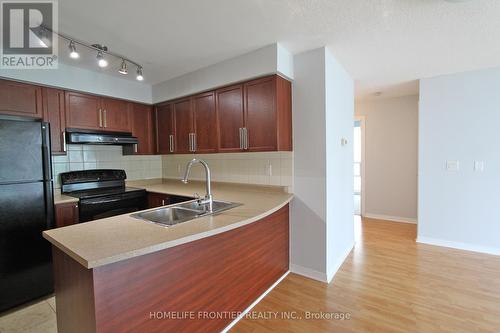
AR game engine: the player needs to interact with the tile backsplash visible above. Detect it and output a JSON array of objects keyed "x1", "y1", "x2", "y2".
[
  {"x1": 51, "y1": 145, "x2": 162, "y2": 188},
  {"x1": 52, "y1": 146, "x2": 294, "y2": 191},
  {"x1": 162, "y1": 152, "x2": 293, "y2": 191}
]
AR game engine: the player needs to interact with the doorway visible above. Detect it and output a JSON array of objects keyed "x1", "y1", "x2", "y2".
[{"x1": 354, "y1": 117, "x2": 365, "y2": 216}]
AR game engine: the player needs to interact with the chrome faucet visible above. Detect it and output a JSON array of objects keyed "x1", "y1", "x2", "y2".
[{"x1": 182, "y1": 159, "x2": 213, "y2": 212}]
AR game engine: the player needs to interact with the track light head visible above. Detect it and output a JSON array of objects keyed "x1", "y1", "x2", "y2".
[
  {"x1": 118, "y1": 59, "x2": 128, "y2": 75},
  {"x1": 136, "y1": 67, "x2": 144, "y2": 81},
  {"x1": 69, "y1": 41, "x2": 79, "y2": 59},
  {"x1": 97, "y1": 51, "x2": 108, "y2": 68}
]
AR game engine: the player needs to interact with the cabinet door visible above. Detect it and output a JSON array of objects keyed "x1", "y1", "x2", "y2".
[
  {"x1": 101, "y1": 97, "x2": 131, "y2": 132},
  {"x1": 173, "y1": 98, "x2": 194, "y2": 154},
  {"x1": 42, "y1": 88, "x2": 66, "y2": 155},
  {"x1": 216, "y1": 84, "x2": 244, "y2": 152},
  {"x1": 0, "y1": 79, "x2": 42, "y2": 118},
  {"x1": 147, "y1": 192, "x2": 169, "y2": 208},
  {"x1": 55, "y1": 202, "x2": 79, "y2": 228},
  {"x1": 130, "y1": 103, "x2": 154, "y2": 154},
  {"x1": 155, "y1": 103, "x2": 175, "y2": 154},
  {"x1": 244, "y1": 77, "x2": 277, "y2": 151},
  {"x1": 192, "y1": 91, "x2": 217, "y2": 153},
  {"x1": 65, "y1": 91, "x2": 102, "y2": 130}
]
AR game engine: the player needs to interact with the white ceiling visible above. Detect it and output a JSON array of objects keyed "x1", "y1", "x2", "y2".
[{"x1": 58, "y1": 0, "x2": 500, "y2": 99}]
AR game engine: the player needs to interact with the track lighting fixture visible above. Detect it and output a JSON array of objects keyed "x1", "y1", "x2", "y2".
[
  {"x1": 96, "y1": 51, "x2": 108, "y2": 68},
  {"x1": 136, "y1": 67, "x2": 144, "y2": 81},
  {"x1": 69, "y1": 41, "x2": 79, "y2": 59},
  {"x1": 40, "y1": 25, "x2": 144, "y2": 80},
  {"x1": 118, "y1": 60, "x2": 128, "y2": 75}
]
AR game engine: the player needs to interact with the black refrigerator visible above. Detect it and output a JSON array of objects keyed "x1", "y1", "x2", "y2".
[{"x1": 0, "y1": 117, "x2": 54, "y2": 312}]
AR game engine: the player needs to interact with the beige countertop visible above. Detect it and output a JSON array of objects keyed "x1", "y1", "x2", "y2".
[
  {"x1": 53, "y1": 191, "x2": 79, "y2": 205},
  {"x1": 43, "y1": 179, "x2": 293, "y2": 269}
]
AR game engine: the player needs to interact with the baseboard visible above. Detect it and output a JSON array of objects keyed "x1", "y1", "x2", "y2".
[
  {"x1": 289, "y1": 264, "x2": 328, "y2": 283},
  {"x1": 364, "y1": 213, "x2": 417, "y2": 224},
  {"x1": 220, "y1": 270, "x2": 290, "y2": 333},
  {"x1": 326, "y1": 243, "x2": 354, "y2": 283},
  {"x1": 417, "y1": 236, "x2": 500, "y2": 256}
]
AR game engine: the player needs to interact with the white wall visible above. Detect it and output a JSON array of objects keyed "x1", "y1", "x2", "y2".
[
  {"x1": 325, "y1": 49, "x2": 355, "y2": 281},
  {"x1": 152, "y1": 43, "x2": 294, "y2": 103},
  {"x1": 418, "y1": 67, "x2": 500, "y2": 255},
  {"x1": 0, "y1": 63, "x2": 152, "y2": 103},
  {"x1": 355, "y1": 95, "x2": 418, "y2": 222},
  {"x1": 291, "y1": 47, "x2": 354, "y2": 282}
]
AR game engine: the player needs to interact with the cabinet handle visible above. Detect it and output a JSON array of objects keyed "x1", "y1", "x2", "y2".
[
  {"x1": 243, "y1": 127, "x2": 249, "y2": 150},
  {"x1": 98, "y1": 109, "x2": 103, "y2": 127},
  {"x1": 169, "y1": 134, "x2": 174, "y2": 153},
  {"x1": 134, "y1": 144, "x2": 138, "y2": 153},
  {"x1": 62, "y1": 130, "x2": 67, "y2": 152},
  {"x1": 193, "y1": 133, "x2": 197, "y2": 152},
  {"x1": 161, "y1": 199, "x2": 165, "y2": 206},
  {"x1": 239, "y1": 128, "x2": 243, "y2": 149},
  {"x1": 188, "y1": 133, "x2": 192, "y2": 152},
  {"x1": 103, "y1": 109, "x2": 107, "y2": 128}
]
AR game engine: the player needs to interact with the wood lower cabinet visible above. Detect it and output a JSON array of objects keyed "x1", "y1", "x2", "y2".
[
  {"x1": 42, "y1": 88, "x2": 66, "y2": 155},
  {"x1": 0, "y1": 79, "x2": 42, "y2": 118},
  {"x1": 100, "y1": 97, "x2": 131, "y2": 132},
  {"x1": 147, "y1": 192, "x2": 192, "y2": 208},
  {"x1": 173, "y1": 98, "x2": 194, "y2": 154},
  {"x1": 125, "y1": 103, "x2": 154, "y2": 155},
  {"x1": 192, "y1": 91, "x2": 217, "y2": 153},
  {"x1": 52, "y1": 204, "x2": 289, "y2": 333},
  {"x1": 55, "y1": 202, "x2": 79, "y2": 228},
  {"x1": 216, "y1": 84, "x2": 245, "y2": 152},
  {"x1": 155, "y1": 103, "x2": 175, "y2": 154}
]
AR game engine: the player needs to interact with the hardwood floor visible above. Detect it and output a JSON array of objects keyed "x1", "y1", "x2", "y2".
[{"x1": 231, "y1": 217, "x2": 500, "y2": 333}]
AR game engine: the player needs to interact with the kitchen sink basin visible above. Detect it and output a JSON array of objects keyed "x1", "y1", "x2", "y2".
[
  {"x1": 177, "y1": 200, "x2": 240, "y2": 214},
  {"x1": 131, "y1": 200, "x2": 241, "y2": 227}
]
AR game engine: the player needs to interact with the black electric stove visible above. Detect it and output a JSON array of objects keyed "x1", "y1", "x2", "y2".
[{"x1": 60, "y1": 169, "x2": 147, "y2": 222}]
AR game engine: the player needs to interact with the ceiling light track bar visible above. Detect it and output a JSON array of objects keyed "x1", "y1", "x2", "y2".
[{"x1": 40, "y1": 25, "x2": 144, "y2": 79}]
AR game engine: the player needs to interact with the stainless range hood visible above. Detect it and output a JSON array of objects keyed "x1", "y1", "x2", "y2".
[{"x1": 65, "y1": 128, "x2": 138, "y2": 145}]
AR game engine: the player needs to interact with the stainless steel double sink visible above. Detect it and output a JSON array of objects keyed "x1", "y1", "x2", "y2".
[{"x1": 130, "y1": 199, "x2": 241, "y2": 227}]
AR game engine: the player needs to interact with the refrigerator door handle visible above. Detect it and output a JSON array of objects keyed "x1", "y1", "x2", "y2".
[{"x1": 41, "y1": 123, "x2": 52, "y2": 181}]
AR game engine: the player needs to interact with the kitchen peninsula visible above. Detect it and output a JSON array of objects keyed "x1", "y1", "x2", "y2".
[{"x1": 43, "y1": 179, "x2": 292, "y2": 333}]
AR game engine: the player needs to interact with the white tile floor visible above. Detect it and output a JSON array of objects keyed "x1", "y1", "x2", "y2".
[{"x1": 0, "y1": 297, "x2": 57, "y2": 333}]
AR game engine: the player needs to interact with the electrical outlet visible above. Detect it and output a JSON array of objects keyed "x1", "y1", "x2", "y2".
[
  {"x1": 474, "y1": 161, "x2": 484, "y2": 172},
  {"x1": 446, "y1": 160, "x2": 459, "y2": 172}
]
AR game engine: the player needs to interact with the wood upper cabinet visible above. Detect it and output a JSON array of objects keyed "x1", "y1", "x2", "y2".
[
  {"x1": 100, "y1": 97, "x2": 131, "y2": 132},
  {"x1": 153, "y1": 74, "x2": 292, "y2": 155},
  {"x1": 216, "y1": 85, "x2": 245, "y2": 152},
  {"x1": 42, "y1": 87, "x2": 66, "y2": 155},
  {"x1": 55, "y1": 202, "x2": 79, "y2": 228},
  {"x1": 155, "y1": 103, "x2": 175, "y2": 154},
  {"x1": 127, "y1": 103, "x2": 154, "y2": 155},
  {"x1": 65, "y1": 91, "x2": 102, "y2": 130},
  {"x1": 244, "y1": 76, "x2": 277, "y2": 151},
  {"x1": 173, "y1": 98, "x2": 194, "y2": 154},
  {"x1": 65, "y1": 92, "x2": 131, "y2": 132},
  {"x1": 192, "y1": 92, "x2": 217, "y2": 153},
  {"x1": 0, "y1": 79, "x2": 42, "y2": 118}
]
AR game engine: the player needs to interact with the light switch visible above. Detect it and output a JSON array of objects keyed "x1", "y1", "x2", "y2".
[
  {"x1": 446, "y1": 160, "x2": 459, "y2": 171},
  {"x1": 474, "y1": 161, "x2": 484, "y2": 172}
]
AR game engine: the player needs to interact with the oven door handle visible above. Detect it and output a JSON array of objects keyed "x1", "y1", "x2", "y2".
[{"x1": 80, "y1": 197, "x2": 124, "y2": 205}]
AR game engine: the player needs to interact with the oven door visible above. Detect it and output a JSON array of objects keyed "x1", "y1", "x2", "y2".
[{"x1": 79, "y1": 190, "x2": 147, "y2": 222}]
